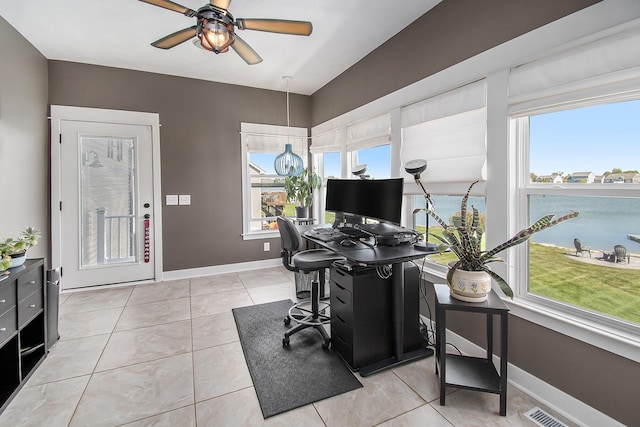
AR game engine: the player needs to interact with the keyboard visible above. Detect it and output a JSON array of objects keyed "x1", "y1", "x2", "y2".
[
  {"x1": 304, "y1": 228, "x2": 348, "y2": 242},
  {"x1": 336, "y1": 226, "x2": 369, "y2": 239}
]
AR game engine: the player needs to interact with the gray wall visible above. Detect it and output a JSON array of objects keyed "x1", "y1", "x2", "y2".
[
  {"x1": 311, "y1": 0, "x2": 601, "y2": 125},
  {"x1": 48, "y1": 61, "x2": 311, "y2": 271},
  {"x1": 0, "y1": 16, "x2": 49, "y2": 261}
]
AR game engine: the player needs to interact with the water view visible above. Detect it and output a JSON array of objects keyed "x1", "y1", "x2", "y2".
[{"x1": 415, "y1": 195, "x2": 640, "y2": 254}]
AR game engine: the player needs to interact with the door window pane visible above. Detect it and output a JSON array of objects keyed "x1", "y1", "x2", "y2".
[{"x1": 80, "y1": 136, "x2": 137, "y2": 267}]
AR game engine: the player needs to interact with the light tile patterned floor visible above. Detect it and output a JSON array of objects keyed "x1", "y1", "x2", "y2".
[{"x1": 0, "y1": 266, "x2": 573, "y2": 426}]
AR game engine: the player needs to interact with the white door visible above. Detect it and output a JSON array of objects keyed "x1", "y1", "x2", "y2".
[{"x1": 51, "y1": 107, "x2": 162, "y2": 290}]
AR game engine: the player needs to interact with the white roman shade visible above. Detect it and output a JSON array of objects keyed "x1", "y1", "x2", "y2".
[
  {"x1": 400, "y1": 80, "x2": 487, "y2": 195},
  {"x1": 509, "y1": 26, "x2": 640, "y2": 115},
  {"x1": 345, "y1": 113, "x2": 391, "y2": 151},
  {"x1": 241, "y1": 122, "x2": 306, "y2": 155},
  {"x1": 310, "y1": 127, "x2": 346, "y2": 154}
]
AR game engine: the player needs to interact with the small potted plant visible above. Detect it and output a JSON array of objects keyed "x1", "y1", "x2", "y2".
[
  {"x1": 284, "y1": 167, "x2": 322, "y2": 219},
  {"x1": 419, "y1": 182, "x2": 578, "y2": 301},
  {"x1": 0, "y1": 227, "x2": 42, "y2": 269}
]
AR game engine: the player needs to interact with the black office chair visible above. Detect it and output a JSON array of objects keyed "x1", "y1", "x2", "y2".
[{"x1": 277, "y1": 216, "x2": 345, "y2": 349}]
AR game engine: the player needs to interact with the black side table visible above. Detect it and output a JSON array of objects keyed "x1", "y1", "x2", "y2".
[{"x1": 434, "y1": 284, "x2": 510, "y2": 416}]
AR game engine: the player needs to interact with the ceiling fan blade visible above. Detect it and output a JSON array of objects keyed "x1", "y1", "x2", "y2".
[
  {"x1": 236, "y1": 19, "x2": 313, "y2": 36},
  {"x1": 138, "y1": 0, "x2": 197, "y2": 17},
  {"x1": 210, "y1": 0, "x2": 232, "y2": 10},
  {"x1": 231, "y1": 35, "x2": 263, "y2": 65},
  {"x1": 151, "y1": 27, "x2": 197, "y2": 49}
]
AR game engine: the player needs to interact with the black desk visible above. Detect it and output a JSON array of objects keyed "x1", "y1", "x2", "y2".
[{"x1": 303, "y1": 233, "x2": 435, "y2": 376}]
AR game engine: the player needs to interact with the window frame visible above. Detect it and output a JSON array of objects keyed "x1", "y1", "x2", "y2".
[
  {"x1": 240, "y1": 122, "x2": 308, "y2": 240},
  {"x1": 512, "y1": 98, "x2": 640, "y2": 356}
]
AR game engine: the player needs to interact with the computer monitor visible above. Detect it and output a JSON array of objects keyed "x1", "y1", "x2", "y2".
[{"x1": 325, "y1": 178, "x2": 404, "y2": 225}]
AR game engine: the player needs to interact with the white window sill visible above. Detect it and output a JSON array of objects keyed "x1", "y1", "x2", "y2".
[
  {"x1": 418, "y1": 262, "x2": 640, "y2": 363},
  {"x1": 242, "y1": 231, "x2": 279, "y2": 241}
]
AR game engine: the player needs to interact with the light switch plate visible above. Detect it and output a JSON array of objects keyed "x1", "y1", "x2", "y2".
[
  {"x1": 166, "y1": 195, "x2": 178, "y2": 205},
  {"x1": 179, "y1": 195, "x2": 191, "y2": 205}
]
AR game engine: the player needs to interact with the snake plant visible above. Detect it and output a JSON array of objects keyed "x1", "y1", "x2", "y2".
[{"x1": 417, "y1": 181, "x2": 578, "y2": 298}]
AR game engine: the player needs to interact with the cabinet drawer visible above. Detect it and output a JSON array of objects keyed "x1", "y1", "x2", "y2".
[
  {"x1": 331, "y1": 280, "x2": 352, "y2": 307},
  {"x1": 0, "y1": 306, "x2": 18, "y2": 344},
  {"x1": 331, "y1": 328, "x2": 354, "y2": 366},
  {"x1": 331, "y1": 294, "x2": 353, "y2": 325},
  {"x1": 0, "y1": 283, "x2": 17, "y2": 316},
  {"x1": 17, "y1": 269, "x2": 42, "y2": 301},
  {"x1": 330, "y1": 267, "x2": 354, "y2": 292},
  {"x1": 18, "y1": 291, "x2": 43, "y2": 327},
  {"x1": 331, "y1": 316, "x2": 353, "y2": 344}
]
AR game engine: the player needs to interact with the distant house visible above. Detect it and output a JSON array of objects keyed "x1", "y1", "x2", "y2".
[
  {"x1": 567, "y1": 171, "x2": 595, "y2": 183},
  {"x1": 537, "y1": 174, "x2": 564, "y2": 184},
  {"x1": 603, "y1": 173, "x2": 640, "y2": 184},
  {"x1": 594, "y1": 175, "x2": 604, "y2": 183}
]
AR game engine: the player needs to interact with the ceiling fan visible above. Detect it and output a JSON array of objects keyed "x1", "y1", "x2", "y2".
[{"x1": 139, "y1": 0, "x2": 313, "y2": 65}]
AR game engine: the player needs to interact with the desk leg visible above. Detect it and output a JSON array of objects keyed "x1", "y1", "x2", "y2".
[
  {"x1": 392, "y1": 262, "x2": 405, "y2": 361},
  {"x1": 359, "y1": 262, "x2": 433, "y2": 377}
]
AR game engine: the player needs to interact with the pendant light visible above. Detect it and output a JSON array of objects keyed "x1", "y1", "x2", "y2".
[{"x1": 274, "y1": 76, "x2": 304, "y2": 176}]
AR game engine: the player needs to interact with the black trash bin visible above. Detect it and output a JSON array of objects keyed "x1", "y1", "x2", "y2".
[{"x1": 46, "y1": 268, "x2": 61, "y2": 348}]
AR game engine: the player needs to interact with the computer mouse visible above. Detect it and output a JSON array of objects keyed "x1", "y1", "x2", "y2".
[{"x1": 340, "y1": 239, "x2": 357, "y2": 247}]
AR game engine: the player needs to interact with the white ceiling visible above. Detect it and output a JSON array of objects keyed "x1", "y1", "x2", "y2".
[{"x1": 0, "y1": 0, "x2": 441, "y2": 95}]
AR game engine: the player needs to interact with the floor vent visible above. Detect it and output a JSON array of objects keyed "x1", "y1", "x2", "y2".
[{"x1": 524, "y1": 407, "x2": 568, "y2": 427}]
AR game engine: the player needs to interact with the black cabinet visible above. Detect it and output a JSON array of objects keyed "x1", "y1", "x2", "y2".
[
  {"x1": 330, "y1": 263, "x2": 423, "y2": 370},
  {"x1": 0, "y1": 259, "x2": 47, "y2": 414},
  {"x1": 434, "y1": 284, "x2": 509, "y2": 416}
]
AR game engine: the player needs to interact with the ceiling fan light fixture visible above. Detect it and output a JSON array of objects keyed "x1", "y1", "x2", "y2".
[{"x1": 199, "y1": 19, "x2": 234, "y2": 53}]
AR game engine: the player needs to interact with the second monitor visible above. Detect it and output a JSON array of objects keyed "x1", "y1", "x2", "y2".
[{"x1": 325, "y1": 178, "x2": 404, "y2": 225}]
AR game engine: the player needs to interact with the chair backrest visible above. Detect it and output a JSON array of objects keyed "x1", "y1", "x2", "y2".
[
  {"x1": 574, "y1": 238, "x2": 582, "y2": 251},
  {"x1": 277, "y1": 216, "x2": 302, "y2": 252},
  {"x1": 277, "y1": 216, "x2": 302, "y2": 272},
  {"x1": 614, "y1": 244, "x2": 627, "y2": 256}
]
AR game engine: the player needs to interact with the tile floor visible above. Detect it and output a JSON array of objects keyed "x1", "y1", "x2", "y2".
[{"x1": 0, "y1": 266, "x2": 575, "y2": 427}]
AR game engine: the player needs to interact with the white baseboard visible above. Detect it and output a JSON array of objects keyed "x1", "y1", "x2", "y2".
[
  {"x1": 162, "y1": 258, "x2": 282, "y2": 281},
  {"x1": 419, "y1": 315, "x2": 624, "y2": 427}
]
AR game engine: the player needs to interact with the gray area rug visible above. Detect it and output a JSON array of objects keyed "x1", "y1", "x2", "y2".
[{"x1": 232, "y1": 299, "x2": 363, "y2": 418}]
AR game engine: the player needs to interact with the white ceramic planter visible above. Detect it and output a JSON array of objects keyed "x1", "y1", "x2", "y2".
[{"x1": 448, "y1": 266, "x2": 492, "y2": 302}]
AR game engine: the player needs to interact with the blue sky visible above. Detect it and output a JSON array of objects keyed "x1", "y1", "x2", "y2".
[{"x1": 530, "y1": 99, "x2": 640, "y2": 176}]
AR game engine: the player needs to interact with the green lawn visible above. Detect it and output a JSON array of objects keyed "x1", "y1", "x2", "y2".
[
  {"x1": 419, "y1": 225, "x2": 640, "y2": 324},
  {"x1": 530, "y1": 243, "x2": 640, "y2": 324}
]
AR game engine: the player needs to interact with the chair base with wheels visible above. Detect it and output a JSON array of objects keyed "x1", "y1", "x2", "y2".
[
  {"x1": 283, "y1": 269, "x2": 331, "y2": 349},
  {"x1": 277, "y1": 216, "x2": 344, "y2": 349}
]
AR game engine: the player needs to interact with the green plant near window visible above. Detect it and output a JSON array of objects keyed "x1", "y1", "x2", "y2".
[
  {"x1": 417, "y1": 181, "x2": 578, "y2": 298},
  {"x1": 284, "y1": 167, "x2": 322, "y2": 208}
]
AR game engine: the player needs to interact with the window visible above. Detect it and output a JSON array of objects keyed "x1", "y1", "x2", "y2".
[
  {"x1": 240, "y1": 123, "x2": 307, "y2": 239},
  {"x1": 509, "y1": 25, "x2": 640, "y2": 334},
  {"x1": 400, "y1": 80, "x2": 488, "y2": 271},
  {"x1": 515, "y1": 100, "x2": 640, "y2": 328},
  {"x1": 351, "y1": 145, "x2": 390, "y2": 179}
]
